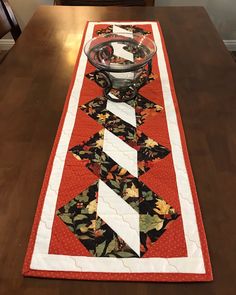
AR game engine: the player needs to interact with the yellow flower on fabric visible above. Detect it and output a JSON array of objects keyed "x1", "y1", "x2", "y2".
[
  {"x1": 145, "y1": 138, "x2": 158, "y2": 148},
  {"x1": 97, "y1": 113, "x2": 110, "y2": 122},
  {"x1": 96, "y1": 138, "x2": 104, "y2": 147},
  {"x1": 125, "y1": 183, "x2": 139, "y2": 198},
  {"x1": 88, "y1": 219, "x2": 96, "y2": 231},
  {"x1": 154, "y1": 199, "x2": 170, "y2": 215},
  {"x1": 86, "y1": 199, "x2": 97, "y2": 214},
  {"x1": 118, "y1": 168, "x2": 127, "y2": 176},
  {"x1": 149, "y1": 73, "x2": 159, "y2": 80},
  {"x1": 99, "y1": 129, "x2": 104, "y2": 136},
  {"x1": 72, "y1": 153, "x2": 81, "y2": 160},
  {"x1": 155, "y1": 220, "x2": 164, "y2": 231},
  {"x1": 88, "y1": 107, "x2": 95, "y2": 115},
  {"x1": 80, "y1": 226, "x2": 88, "y2": 233},
  {"x1": 155, "y1": 104, "x2": 163, "y2": 112}
]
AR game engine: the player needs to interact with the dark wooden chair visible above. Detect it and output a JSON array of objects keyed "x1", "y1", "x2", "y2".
[
  {"x1": 0, "y1": 0, "x2": 21, "y2": 40},
  {"x1": 54, "y1": 0, "x2": 154, "y2": 6},
  {"x1": 0, "y1": 0, "x2": 21, "y2": 62}
]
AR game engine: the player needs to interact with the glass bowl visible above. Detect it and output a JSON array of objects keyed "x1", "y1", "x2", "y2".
[
  {"x1": 84, "y1": 33, "x2": 156, "y2": 102},
  {"x1": 84, "y1": 33, "x2": 156, "y2": 72}
]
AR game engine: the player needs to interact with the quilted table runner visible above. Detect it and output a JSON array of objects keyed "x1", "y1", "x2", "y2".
[{"x1": 23, "y1": 22, "x2": 212, "y2": 282}]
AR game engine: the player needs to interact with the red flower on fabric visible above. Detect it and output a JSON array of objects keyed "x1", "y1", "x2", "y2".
[
  {"x1": 76, "y1": 202, "x2": 84, "y2": 209},
  {"x1": 89, "y1": 163, "x2": 101, "y2": 177},
  {"x1": 83, "y1": 145, "x2": 90, "y2": 151}
]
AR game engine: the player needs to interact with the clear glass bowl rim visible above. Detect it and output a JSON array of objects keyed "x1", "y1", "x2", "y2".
[{"x1": 84, "y1": 32, "x2": 157, "y2": 72}]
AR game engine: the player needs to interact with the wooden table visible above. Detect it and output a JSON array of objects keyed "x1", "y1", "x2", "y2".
[{"x1": 0, "y1": 5, "x2": 236, "y2": 295}]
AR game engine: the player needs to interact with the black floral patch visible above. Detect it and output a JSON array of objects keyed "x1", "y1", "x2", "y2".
[
  {"x1": 57, "y1": 182, "x2": 98, "y2": 253},
  {"x1": 132, "y1": 94, "x2": 163, "y2": 126},
  {"x1": 137, "y1": 131, "x2": 170, "y2": 163},
  {"x1": 57, "y1": 178, "x2": 178, "y2": 257},
  {"x1": 57, "y1": 180, "x2": 138, "y2": 257},
  {"x1": 69, "y1": 127, "x2": 169, "y2": 178}
]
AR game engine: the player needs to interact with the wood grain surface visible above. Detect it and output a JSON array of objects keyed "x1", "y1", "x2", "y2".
[{"x1": 0, "y1": 5, "x2": 236, "y2": 295}]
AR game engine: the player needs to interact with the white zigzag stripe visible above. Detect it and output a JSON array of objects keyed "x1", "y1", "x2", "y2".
[
  {"x1": 113, "y1": 24, "x2": 133, "y2": 37},
  {"x1": 106, "y1": 98, "x2": 137, "y2": 127},
  {"x1": 109, "y1": 25, "x2": 135, "y2": 94},
  {"x1": 97, "y1": 180, "x2": 140, "y2": 256},
  {"x1": 103, "y1": 128, "x2": 138, "y2": 177},
  {"x1": 97, "y1": 24, "x2": 140, "y2": 256}
]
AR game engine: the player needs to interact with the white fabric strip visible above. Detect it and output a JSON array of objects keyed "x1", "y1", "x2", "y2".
[
  {"x1": 103, "y1": 129, "x2": 138, "y2": 178},
  {"x1": 109, "y1": 71, "x2": 135, "y2": 80},
  {"x1": 30, "y1": 254, "x2": 205, "y2": 273},
  {"x1": 30, "y1": 21, "x2": 206, "y2": 274},
  {"x1": 97, "y1": 25, "x2": 139, "y2": 258},
  {"x1": 113, "y1": 24, "x2": 133, "y2": 37},
  {"x1": 107, "y1": 92, "x2": 120, "y2": 101},
  {"x1": 106, "y1": 99, "x2": 136, "y2": 127},
  {"x1": 110, "y1": 25, "x2": 135, "y2": 87},
  {"x1": 97, "y1": 180, "x2": 140, "y2": 256},
  {"x1": 112, "y1": 43, "x2": 134, "y2": 62},
  {"x1": 112, "y1": 25, "x2": 133, "y2": 62}
]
